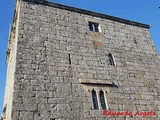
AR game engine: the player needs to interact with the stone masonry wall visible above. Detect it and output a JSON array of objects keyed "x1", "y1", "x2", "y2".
[{"x1": 4, "y1": 0, "x2": 160, "y2": 120}]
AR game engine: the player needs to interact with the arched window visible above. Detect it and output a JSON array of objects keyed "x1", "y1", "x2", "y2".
[
  {"x1": 108, "y1": 53, "x2": 115, "y2": 66},
  {"x1": 99, "y1": 90, "x2": 106, "y2": 110},
  {"x1": 92, "y1": 89, "x2": 98, "y2": 109},
  {"x1": 68, "y1": 54, "x2": 71, "y2": 64}
]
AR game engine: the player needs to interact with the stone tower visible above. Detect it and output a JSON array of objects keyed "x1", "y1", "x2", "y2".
[{"x1": 1, "y1": 0, "x2": 160, "y2": 120}]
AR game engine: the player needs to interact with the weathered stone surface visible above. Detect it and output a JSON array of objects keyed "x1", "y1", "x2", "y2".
[{"x1": 1, "y1": 0, "x2": 160, "y2": 120}]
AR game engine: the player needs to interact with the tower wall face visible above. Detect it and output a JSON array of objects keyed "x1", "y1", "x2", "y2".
[
  {"x1": 2, "y1": 1, "x2": 20, "y2": 119},
  {"x1": 3, "y1": 0, "x2": 160, "y2": 120}
]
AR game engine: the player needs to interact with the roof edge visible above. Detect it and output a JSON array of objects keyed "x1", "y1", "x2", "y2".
[{"x1": 22, "y1": 0, "x2": 151, "y2": 29}]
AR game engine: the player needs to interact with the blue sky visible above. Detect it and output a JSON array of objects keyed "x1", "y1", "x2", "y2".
[{"x1": 0, "y1": 0, "x2": 159, "y2": 115}]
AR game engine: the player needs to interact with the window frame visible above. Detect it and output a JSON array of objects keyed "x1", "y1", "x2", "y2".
[
  {"x1": 88, "y1": 22, "x2": 100, "y2": 32},
  {"x1": 91, "y1": 89, "x2": 99, "y2": 109},
  {"x1": 99, "y1": 90, "x2": 107, "y2": 110},
  {"x1": 108, "y1": 53, "x2": 116, "y2": 66}
]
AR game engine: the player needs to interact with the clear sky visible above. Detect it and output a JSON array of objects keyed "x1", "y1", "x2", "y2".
[{"x1": 0, "y1": 0, "x2": 159, "y2": 115}]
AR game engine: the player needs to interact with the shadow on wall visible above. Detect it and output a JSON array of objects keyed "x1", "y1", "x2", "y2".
[{"x1": 0, "y1": 105, "x2": 7, "y2": 120}]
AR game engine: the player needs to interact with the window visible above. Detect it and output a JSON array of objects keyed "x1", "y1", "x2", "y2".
[
  {"x1": 89, "y1": 22, "x2": 99, "y2": 32},
  {"x1": 91, "y1": 89, "x2": 108, "y2": 110},
  {"x1": 92, "y1": 89, "x2": 99, "y2": 109},
  {"x1": 1, "y1": 105, "x2": 7, "y2": 120},
  {"x1": 108, "y1": 53, "x2": 115, "y2": 66},
  {"x1": 99, "y1": 90, "x2": 106, "y2": 110},
  {"x1": 68, "y1": 54, "x2": 71, "y2": 64}
]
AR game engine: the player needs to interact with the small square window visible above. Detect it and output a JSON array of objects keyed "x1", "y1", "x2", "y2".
[{"x1": 89, "y1": 22, "x2": 100, "y2": 32}]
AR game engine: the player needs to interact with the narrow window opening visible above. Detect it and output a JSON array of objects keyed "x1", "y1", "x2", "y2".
[
  {"x1": 99, "y1": 90, "x2": 106, "y2": 110},
  {"x1": 92, "y1": 89, "x2": 99, "y2": 109},
  {"x1": 108, "y1": 53, "x2": 115, "y2": 66},
  {"x1": 68, "y1": 54, "x2": 71, "y2": 64},
  {"x1": 89, "y1": 22, "x2": 100, "y2": 32}
]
